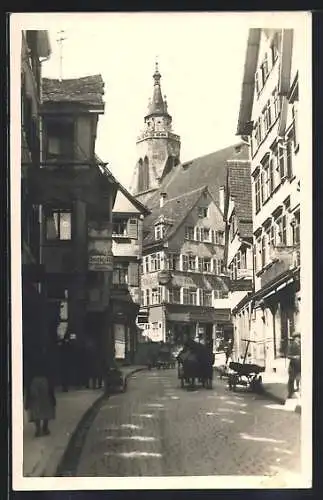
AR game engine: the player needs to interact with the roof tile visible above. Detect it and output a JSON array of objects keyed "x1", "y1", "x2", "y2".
[{"x1": 42, "y1": 74, "x2": 105, "y2": 106}]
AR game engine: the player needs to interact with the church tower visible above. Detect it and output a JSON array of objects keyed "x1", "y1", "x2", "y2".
[{"x1": 131, "y1": 62, "x2": 181, "y2": 203}]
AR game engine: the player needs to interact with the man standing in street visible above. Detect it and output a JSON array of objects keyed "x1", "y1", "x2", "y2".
[{"x1": 287, "y1": 332, "x2": 301, "y2": 398}]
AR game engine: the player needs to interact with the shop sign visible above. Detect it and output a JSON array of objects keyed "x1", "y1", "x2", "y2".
[
  {"x1": 88, "y1": 253, "x2": 113, "y2": 271},
  {"x1": 158, "y1": 271, "x2": 172, "y2": 285}
]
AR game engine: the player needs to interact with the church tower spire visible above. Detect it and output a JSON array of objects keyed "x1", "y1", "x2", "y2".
[{"x1": 131, "y1": 61, "x2": 181, "y2": 204}]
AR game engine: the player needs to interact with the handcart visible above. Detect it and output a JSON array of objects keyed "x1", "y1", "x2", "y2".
[{"x1": 228, "y1": 340, "x2": 265, "y2": 393}]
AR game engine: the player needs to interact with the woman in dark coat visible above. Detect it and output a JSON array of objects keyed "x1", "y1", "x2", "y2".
[{"x1": 24, "y1": 349, "x2": 56, "y2": 437}]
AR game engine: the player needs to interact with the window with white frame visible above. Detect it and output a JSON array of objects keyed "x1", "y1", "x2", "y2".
[
  {"x1": 188, "y1": 255, "x2": 196, "y2": 271},
  {"x1": 181, "y1": 254, "x2": 189, "y2": 271},
  {"x1": 112, "y1": 218, "x2": 128, "y2": 236},
  {"x1": 183, "y1": 288, "x2": 197, "y2": 305},
  {"x1": 202, "y1": 228, "x2": 210, "y2": 242},
  {"x1": 203, "y1": 258, "x2": 211, "y2": 273},
  {"x1": 203, "y1": 290, "x2": 213, "y2": 307},
  {"x1": 254, "y1": 173, "x2": 261, "y2": 213},
  {"x1": 197, "y1": 257, "x2": 203, "y2": 272},
  {"x1": 255, "y1": 71, "x2": 260, "y2": 97},
  {"x1": 113, "y1": 262, "x2": 128, "y2": 285},
  {"x1": 241, "y1": 248, "x2": 247, "y2": 269},
  {"x1": 155, "y1": 223, "x2": 165, "y2": 240},
  {"x1": 185, "y1": 226, "x2": 194, "y2": 240},
  {"x1": 292, "y1": 102, "x2": 299, "y2": 151},
  {"x1": 150, "y1": 253, "x2": 161, "y2": 272},
  {"x1": 261, "y1": 52, "x2": 270, "y2": 84},
  {"x1": 167, "y1": 253, "x2": 180, "y2": 270},
  {"x1": 263, "y1": 99, "x2": 273, "y2": 133},
  {"x1": 286, "y1": 136, "x2": 293, "y2": 178},
  {"x1": 278, "y1": 143, "x2": 287, "y2": 180},
  {"x1": 168, "y1": 288, "x2": 181, "y2": 304},
  {"x1": 215, "y1": 231, "x2": 224, "y2": 245},
  {"x1": 256, "y1": 237, "x2": 262, "y2": 271},
  {"x1": 261, "y1": 234, "x2": 267, "y2": 268},
  {"x1": 277, "y1": 215, "x2": 287, "y2": 245},
  {"x1": 145, "y1": 289, "x2": 151, "y2": 306},
  {"x1": 272, "y1": 88, "x2": 281, "y2": 121},
  {"x1": 143, "y1": 256, "x2": 149, "y2": 273},
  {"x1": 195, "y1": 227, "x2": 202, "y2": 241},
  {"x1": 151, "y1": 286, "x2": 162, "y2": 304},
  {"x1": 292, "y1": 211, "x2": 300, "y2": 246},
  {"x1": 270, "y1": 34, "x2": 279, "y2": 66},
  {"x1": 269, "y1": 157, "x2": 275, "y2": 194}
]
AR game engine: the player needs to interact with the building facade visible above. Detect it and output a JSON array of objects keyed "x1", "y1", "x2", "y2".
[
  {"x1": 27, "y1": 74, "x2": 120, "y2": 385},
  {"x1": 110, "y1": 186, "x2": 150, "y2": 363},
  {"x1": 130, "y1": 63, "x2": 181, "y2": 205},
  {"x1": 223, "y1": 159, "x2": 254, "y2": 361},
  {"x1": 21, "y1": 30, "x2": 52, "y2": 388},
  {"x1": 138, "y1": 186, "x2": 232, "y2": 348},
  {"x1": 235, "y1": 28, "x2": 300, "y2": 375}
]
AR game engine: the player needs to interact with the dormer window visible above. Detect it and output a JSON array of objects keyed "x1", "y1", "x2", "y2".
[{"x1": 155, "y1": 223, "x2": 165, "y2": 240}]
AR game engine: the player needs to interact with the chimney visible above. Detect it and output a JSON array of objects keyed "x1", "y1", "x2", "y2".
[
  {"x1": 160, "y1": 192, "x2": 167, "y2": 208},
  {"x1": 219, "y1": 186, "x2": 225, "y2": 214}
]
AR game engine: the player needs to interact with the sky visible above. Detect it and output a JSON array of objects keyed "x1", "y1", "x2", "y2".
[
  {"x1": 17, "y1": 12, "x2": 309, "y2": 190},
  {"x1": 37, "y1": 14, "x2": 250, "y2": 189}
]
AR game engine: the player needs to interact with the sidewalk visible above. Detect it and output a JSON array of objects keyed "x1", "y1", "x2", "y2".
[{"x1": 23, "y1": 365, "x2": 146, "y2": 477}]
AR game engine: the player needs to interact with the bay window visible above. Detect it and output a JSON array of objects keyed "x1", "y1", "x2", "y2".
[
  {"x1": 188, "y1": 255, "x2": 196, "y2": 271},
  {"x1": 113, "y1": 263, "x2": 128, "y2": 285},
  {"x1": 168, "y1": 288, "x2": 181, "y2": 304}
]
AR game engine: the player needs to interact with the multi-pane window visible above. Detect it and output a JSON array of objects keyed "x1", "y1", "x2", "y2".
[
  {"x1": 271, "y1": 35, "x2": 279, "y2": 66},
  {"x1": 150, "y1": 253, "x2": 161, "y2": 272},
  {"x1": 203, "y1": 291, "x2": 213, "y2": 307},
  {"x1": 145, "y1": 289, "x2": 151, "y2": 306},
  {"x1": 182, "y1": 254, "x2": 189, "y2": 271},
  {"x1": 256, "y1": 238, "x2": 262, "y2": 271},
  {"x1": 197, "y1": 257, "x2": 203, "y2": 272},
  {"x1": 261, "y1": 235, "x2": 267, "y2": 268},
  {"x1": 278, "y1": 144, "x2": 286, "y2": 180},
  {"x1": 202, "y1": 228, "x2": 210, "y2": 242},
  {"x1": 46, "y1": 209, "x2": 71, "y2": 240},
  {"x1": 215, "y1": 231, "x2": 224, "y2": 245},
  {"x1": 195, "y1": 227, "x2": 202, "y2": 241},
  {"x1": 143, "y1": 256, "x2": 149, "y2": 273},
  {"x1": 263, "y1": 100, "x2": 273, "y2": 133},
  {"x1": 167, "y1": 253, "x2": 180, "y2": 271},
  {"x1": 113, "y1": 263, "x2": 128, "y2": 285},
  {"x1": 286, "y1": 137, "x2": 293, "y2": 178},
  {"x1": 292, "y1": 103, "x2": 299, "y2": 150},
  {"x1": 151, "y1": 287, "x2": 162, "y2": 304},
  {"x1": 113, "y1": 219, "x2": 127, "y2": 236},
  {"x1": 188, "y1": 255, "x2": 196, "y2": 271},
  {"x1": 183, "y1": 288, "x2": 197, "y2": 305},
  {"x1": 292, "y1": 211, "x2": 300, "y2": 245},
  {"x1": 155, "y1": 224, "x2": 165, "y2": 240},
  {"x1": 261, "y1": 53, "x2": 270, "y2": 84},
  {"x1": 185, "y1": 226, "x2": 194, "y2": 240},
  {"x1": 254, "y1": 118, "x2": 263, "y2": 148},
  {"x1": 254, "y1": 174, "x2": 261, "y2": 213},
  {"x1": 269, "y1": 158, "x2": 275, "y2": 194},
  {"x1": 168, "y1": 288, "x2": 181, "y2": 304},
  {"x1": 277, "y1": 215, "x2": 287, "y2": 245},
  {"x1": 255, "y1": 72, "x2": 260, "y2": 97},
  {"x1": 203, "y1": 258, "x2": 211, "y2": 272}
]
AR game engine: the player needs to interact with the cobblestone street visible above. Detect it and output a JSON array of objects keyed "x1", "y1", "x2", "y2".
[{"x1": 75, "y1": 369, "x2": 301, "y2": 477}]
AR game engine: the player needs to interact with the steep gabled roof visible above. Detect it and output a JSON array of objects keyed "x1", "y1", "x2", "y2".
[
  {"x1": 95, "y1": 155, "x2": 150, "y2": 215},
  {"x1": 227, "y1": 160, "x2": 253, "y2": 239},
  {"x1": 146, "y1": 142, "x2": 249, "y2": 210},
  {"x1": 143, "y1": 186, "x2": 207, "y2": 247},
  {"x1": 42, "y1": 75, "x2": 105, "y2": 107}
]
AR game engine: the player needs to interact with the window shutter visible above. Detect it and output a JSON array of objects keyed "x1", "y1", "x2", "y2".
[
  {"x1": 128, "y1": 262, "x2": 139, "y2": 286},
  {"x1": 127, "y1": 218, "x2": 138, "y2": 239}
]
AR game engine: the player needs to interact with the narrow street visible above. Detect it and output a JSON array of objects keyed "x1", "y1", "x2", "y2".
[{"x1": 75, "y1": 369, "x2": 301, "y2": 477}]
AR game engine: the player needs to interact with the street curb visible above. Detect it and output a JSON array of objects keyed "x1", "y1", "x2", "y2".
[{"x1": 55, "y1": 366, "x2": 146, "y2": 476}]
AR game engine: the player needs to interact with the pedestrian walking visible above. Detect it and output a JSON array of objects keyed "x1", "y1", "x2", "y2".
[
  {"x1": 24, "y1": 348, "x2": 56, "y2": 437},
  {"x1": 224, "y1": 339, "x2": 233, "y2": 366},
  {"x1": 287, "y1": 332, "x2": 301, "y2": 398}
]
